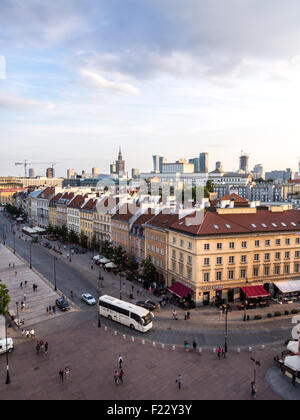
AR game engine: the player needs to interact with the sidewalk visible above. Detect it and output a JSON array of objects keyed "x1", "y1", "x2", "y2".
[{"x1": 0, "y1": 244, "x2": 77, "y2": 331}]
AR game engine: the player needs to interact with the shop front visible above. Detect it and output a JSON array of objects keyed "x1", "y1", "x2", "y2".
[
  {"x1": 274, "y1": 280, "x2": 300, "y2": 303},
  {"x1": 167, "y1": 281, "x2": 194, "y2": 308}
]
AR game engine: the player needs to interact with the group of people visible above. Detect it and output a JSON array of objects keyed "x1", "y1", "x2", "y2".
[
  {"x1": 217, "y1": 345, "x2": 227, "y2": 359},
  {"x1": 46, "y1": 305, "x2": 56, "y2": 315},
  {"x1": 21, "y1": 328, "x2": 35, "y2": 339},
  {"x1": 184, "y1": 340, "x2": 197, "y2": 352},
  {"x1": 36, "y1": 340, "x2": 49, "y2": 355},
  {"x1": 114, "y1": 355, "x2": 125, "y2": 385},
  {"x1": 59, "y1": 367, "x2": 71, "y2": 382}
]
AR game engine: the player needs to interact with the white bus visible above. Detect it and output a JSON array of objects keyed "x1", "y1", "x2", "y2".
[{"x1": 99, "y1": 295, "x2": 153, "y2": 333}]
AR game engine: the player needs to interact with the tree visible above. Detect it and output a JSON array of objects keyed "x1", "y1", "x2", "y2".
[
  {"x1": 141, "y1": 256, "x2": 158, "y2": 288},
  {"x1": 127, "y1": 255, "x2": 139, "y2": 277},
  {"x1": 100, "y1": 240, "x2": 113, "y2": 257},
  {"x1": 112, "y1": 245, "x2": 127, "y2": 268},
  {"x1": 0, "y1": 280, "x2": 10, "y2": 315},
  {"x1": 79, "y1": 232, "x2": 88, "y2": 249},
  {"x1": 68, "y1": 230, "x2": 79, "y2": 245},
  {"x1": 91, "y1": 234, "x2": 99, "y2": 252}
]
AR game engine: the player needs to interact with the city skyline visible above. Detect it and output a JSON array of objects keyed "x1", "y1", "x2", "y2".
[{"x1": 1, "y1": 1, "x2": 300, "y2": 176}]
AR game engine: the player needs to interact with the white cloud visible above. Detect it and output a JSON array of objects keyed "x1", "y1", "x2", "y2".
[
  {"x1": 79, "y1": 69, "x2": 140, "y2": 95},
  {"x1": 0, "y1": 90, "x2": 55, "y2": 111}
]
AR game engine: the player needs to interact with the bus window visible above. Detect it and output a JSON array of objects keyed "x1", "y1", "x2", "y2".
[
  {"x1": 142, "y1": 313, "x2": 152, "y2": 326},
  {"x1": 131, "y1": 312, "x2": 142, "y2": 324}
]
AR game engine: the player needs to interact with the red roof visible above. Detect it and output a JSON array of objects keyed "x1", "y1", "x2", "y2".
[
  {"x1": 241, "y1": 285, "x2": 270, "y2": 299},
  {"x1": 168, "y1": 282, "x2": 193, "y2": 298},
  {"x1": 170, "y1": 209, "x2": 300, "y2": 236},
  {"x1": 67, "y1": 195, "x2": 85, "y2": 209}
]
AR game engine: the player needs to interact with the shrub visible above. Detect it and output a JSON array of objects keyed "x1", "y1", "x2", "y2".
[
  {"x1": 291, "y1": 309, "x2": 300, "y2": 314},
  {"x1": 274, "y1": 311, "x2": 282, "y2": 317},
  {"x1": 254, "y1": 315, "x2": 262, "y2": 320},
  {"x1": 267, "y1": 313, "x2": 272, "y2": 318},
  {"x1": 284, "y1": 311, "x2": 289, "y2": 316}
]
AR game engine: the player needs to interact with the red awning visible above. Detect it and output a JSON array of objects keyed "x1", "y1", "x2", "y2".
[
  {"x1": 168, "y1": 282, "x2": 193, "y2": 299},
  {"x1": 241, "y1": 285, "x2": 270, "y2": 299}
]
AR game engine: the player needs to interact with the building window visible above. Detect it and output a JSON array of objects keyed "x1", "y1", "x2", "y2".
[
  {"x1": 240, "y1": 269, "x2": 246, "y2": 279},
  {"x1": 179, "y1": 264, "x2": 183, "y2": 275},
  {"x1": 217, "y1": 243, "x2": 222, "y2": 250},
  {"x1": 276, "y1": 239, "x2": 281, "y2": 246},
  {"x1": 254, "y1": 254, "x2": 260, "y2": 262},
  {"x1": 216, "y1": 271, "x2": 222, "y2": 281},
  {"x1": 188, "y1": 242, "x2": 192, "y2": 250},
  {"x1": 296, "y1": 238, "x2": 300, "y2": 244},
  {"x1": 253, "y1": 267, "x2": 259, "y2": 277},
  {"x1": 255, "y1": 240, "x2": 260, "y2": 247},
  {"x1": 295, "y1": 251, "x2": 300, "y2": 259},
  {"x1": 295, "y1": 264, "x2": 299, "y2": 273},
  {"x1": 187, "y1": 268, "x2": 192, "y2": 280},
  {"x1": 229, "y1": 256, "x2": 235, "y2": 264},
  {"x1": 216, "y1": 257, "x2": 223, "y2": 265},
  {"x1": 285, "y1": 238, "x2": 290, "y2": 245},
  {"x1": 229, "y1": 242, "x2": 235, "y2": 249},
  {"x1": 285, "y1": 252, "x2": 290, "y2": 259},
  {"x1": 172, "y1": 237, "x2": 176, "y2": 244},
  {"x1": 172, "y1": 250, "x2": 176, "y2": 259},
  {"x1": 204, "y1": 258, "x2": 210, "y2": 266},
  {"x1": 179, "y1": 252, "x2": 184, "y2": 262},
  {"x1": 203, "y1": 272, "x2": 210, "y2": 282},
  {"x1": 274, "y1": 266, "x2": 280, "y2": 275},
  {"x1": 172, "y1": 261, "x2": 176, "y2": 272},
  {"x1": 187, "y1": 256, "x2": 192, "y2": 265},
  {"x1": 180, "y1": 239, "x2": 184, "y2": 247},
  {"x1": 284, "y1": 265, "x2": 290, "y2": 274},
  {"x1": 242, "y1": 241, "x2": 247, "y2": 248},
  {"x1": 241, "y1": 255, "x2": 247, "y2": 263},
  {"x1": 264, "y1": 266, "x2": 270, "y2": 276},
  {"x1": 275, "y1": 252, "x2": 281, "y2": 260},
  {"x1": 228, "y1": 270, "x2": 234, "y2": 280},
  {"x1": 264, "y1": 253, "x2": 270, "y2": 261},
  {"x1": 204, "y1": 243, "x2": 210, "y2": 250},
  {"x1": 265, "y1": 240, "x2": 270, "y2": 247}
]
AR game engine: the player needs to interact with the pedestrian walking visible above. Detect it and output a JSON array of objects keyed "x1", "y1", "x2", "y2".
[
  {"x1": 131, "y1": 285, "x2": 134, "y2": 293},
  {"x1": 176, "y1": 374, "x2": 182, "y2": 390},
  {"x1": 222, "y1": 345, "x2": 226, "y2": 359},
  {"x1": 25, "y1": 329, "x2": 30, "y2": 339},
  {"x1": 46, "y1": 307, "x2": 49, "y2": 315},
  {"x1": 187, "y1": 311, "x2": 190, "y2": 320},
  {"x1": 217, "y1": 346, "x2": 221, "y2": 359},
  {"x1": 20, "y1": 282, "x2": 23, "y2": 289},
  {"x1": 59, "y1": 368, "x2": 64, "y2": 382},
  {"x1": 45, "y1": 342, "x2": 48, "y2": 354},
  {"x1": 65, "y1": 367, "x2": 70, "y2": 380},
  {"x1": 251, "y1": 382, "x2": 257, "y2": 399},
  {"x1": 21, "y1": 328, "x2": 25, "y2": 338},
  {"x1": 40, "y1": 340, "x2": 44, "y2": 352},
  {"x1": 23, "y1": 294, "x2": 26, "y2": 302},
  {"x1": 15, "y1": 271, "x2": 17, "y2": 276},
  {"x1": 119, "y1": 369, "x2": 124, "y2": 384},
  {"x1": 192, "y1": 340, "x2": 197, "y2": 351},
  {"x1": 48, "y1": 306, "x2": 52, "y2": 314},
  {"x1": 52, "y1": 305, "x2": 56, "y2": 314},
  {"x1": 21, "y1": 302, "x2": 25, "y2": 311},
  {"x1": 157, "y1": 302, "x2": 160, "y2": 312},
  {"x1": 36, "y1": 341, "x2": 40, "y2": 355},
  {"x1": 118, "y1": 355, "x2": 123, "y2": 369},
  {"x1": 30, "y1": 329, "x2": 35, "y2": 339},
  {"x1": 184, "y1": 341, "x2": 189, "y2": 352},
  {"x1": 114, "y1": 370, "x2": 119, "y2": 385},
  {"x1": 35, "y1": 284, "x2": 38, "y2": 292},
  {"x1": 25, "y1": 281, "x2": 27, "y2": 287}
]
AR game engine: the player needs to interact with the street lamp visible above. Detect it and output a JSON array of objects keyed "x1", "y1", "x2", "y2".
[
  {"x1": 54, "y1": 256, "x2": 57, "y2": 291},
  {"x1": 29, "y1": 240, "x2": 32, "y2": 269},
  {"x1": 97, "y1": 278, "x2": 101, "y2": 328},
  {"x1": 119, "y1": 273, "x2": 122, "y2": 300},
  {"x1": 250, "y1": 357, "x2": 261, "y2": 382},
  {"x1": 13, "y1": 230, "x2": 16, "y2": 254},
  {"x1": 244, "y1": 279, "x2": 248, "y2": 322},
  {"x1": 5, "y1": 317, "x2": 10, "y2": 384},
  {"x1": 224, "y1": 304, "x2": 229, "y2": 353},
  {"x1": 16, "y1": 302, "x2": 19, "y2": 329}
]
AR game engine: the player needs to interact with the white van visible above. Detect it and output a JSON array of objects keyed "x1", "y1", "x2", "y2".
[{"x1": 0, "y1": 338, "x2": 14, "y2": 355}]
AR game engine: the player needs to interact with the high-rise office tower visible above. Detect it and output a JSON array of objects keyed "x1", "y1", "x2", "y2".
[
  {"x1": 92, "y1": 167, "x2": 100, "y2": 178},
  {"x1": 67, "y1": 168, "x2": 76, "y2": 179},
  {"x1": 252, "y1": 164, "x2": 264, "y2": 180},
  {"x1": 46, "y1": 167, "x2": 54, "y2": 178},
  {"x1": 199, "y1": 153, "x2": 209, "y2": 173},
  {"x1": 28, "y1": 168, "x2": 35, "y2": 178},
  {"x1": 239, "y1": 153, "x2": 249, "y2": 173}
]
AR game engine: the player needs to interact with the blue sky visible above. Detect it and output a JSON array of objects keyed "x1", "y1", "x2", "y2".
[{"x1": 1, "y1": 0, "x2": 300, "y2": 177}]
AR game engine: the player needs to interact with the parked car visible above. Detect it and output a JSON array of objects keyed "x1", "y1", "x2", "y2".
[
  {"x1": 56, "y1": 298, "x2": 70, "y2": 311},
  {"x1": 0, "y1": 338, "x2": 14, "y2": 355},
  {"x1": 81, "y1": 293, "x2": 97, "y2": 305},
  {"x1": 135, "y1": 300, "x2": 157, "y2": 311}
]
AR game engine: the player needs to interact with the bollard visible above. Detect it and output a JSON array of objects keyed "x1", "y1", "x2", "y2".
[
  {"x1": 142, "y1": 340, "x2": 145, "y2": 345},
  {"x1": 261, "y1": 345, "x2": 265, "y2": 350},
  {"x1": 172, "y1": 345, "x2": 176, "y2": 351},
  {"x1": 153, "y1": 342, "x2": 156, "y2": 347},
  {"x1": 123, "y1": 334, "x2": 126, "y2": 340},
  {"x1": 104, "y1": 326, "x2": 108, "y2": 332},
  {"x1": 213, "y1": 348, "x2": 216, "y2": 354},
  {"x1": 237, "y1": 348, "x2": 241, "y2": 354},
  {"x1": 249, "y1": 347, "x2": 252, "y2": 352},
  {"x1": 199, "y1": 347, "x2": 202, "y2": 355},
  {"x1": 114, "y1": 331, "x2": 117, "y2": 336},
  {"x1": 161, "y1": 344, "x2": 165, "y2": 349},
  {"x1": 131, "y1": 336, "x2": 135, "y2": 342}
]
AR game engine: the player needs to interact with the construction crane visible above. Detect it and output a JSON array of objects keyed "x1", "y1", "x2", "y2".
[{"x1": 14, "y1": 160, "x2": 63, "y2": 178}]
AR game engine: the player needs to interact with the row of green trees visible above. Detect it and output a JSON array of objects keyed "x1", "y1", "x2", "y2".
[
  {"x1": 4, "y1": 204, "x2": 23, "y2": 218},
  {"x1": 100, "y1": 240, "x2": 159, "y2": 288},
  {"x1": 47, "y1": 225, "x2": 89, "y2": 249},
  {"x1": 0, "y1": 280, "x2": 10, "y2": 315}
]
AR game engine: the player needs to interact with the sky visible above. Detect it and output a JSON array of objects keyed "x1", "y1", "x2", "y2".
[{"x1": 1, "y1": 0, "x2": 300, "y2": 177}]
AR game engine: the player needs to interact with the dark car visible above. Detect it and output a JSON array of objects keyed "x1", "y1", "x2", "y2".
[
  {"x1": 135, "y1": 300, "x2": 156, "y2": 311},
  {"x1": 56, "y1": 298, "x2": 70, "y2": 312}
]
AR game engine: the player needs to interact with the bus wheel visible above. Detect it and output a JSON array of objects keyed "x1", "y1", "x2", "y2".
[{"x1": 130, "y1": 324, "x2": 135, "y2": 330}]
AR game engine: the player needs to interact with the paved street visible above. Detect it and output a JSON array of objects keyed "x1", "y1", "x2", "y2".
[
  {"x1": 0, "y1": 212, "x2": 298, "y2": 348},
  {"x1": 0, "y1": 316, "x2": 292, "y2": 401}
]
